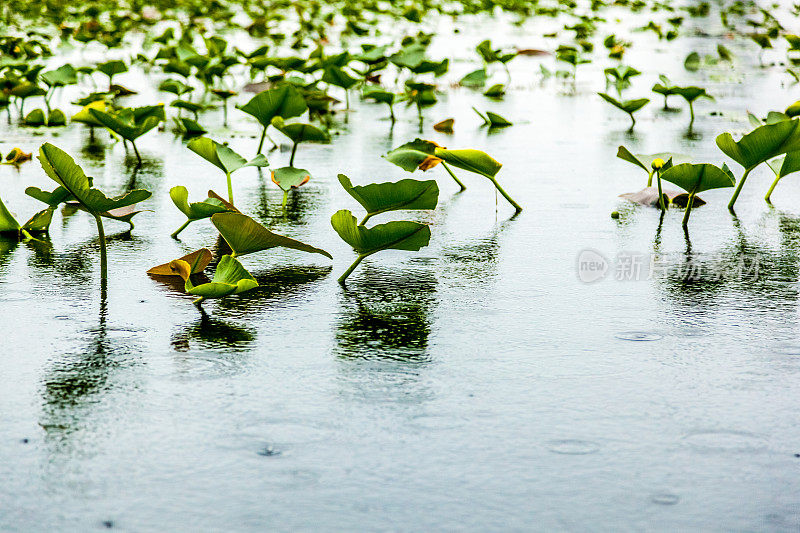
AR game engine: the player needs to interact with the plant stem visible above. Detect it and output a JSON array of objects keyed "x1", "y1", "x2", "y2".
[
  {"x1": 488, "y1": 176, "x2": 522, "y2": 212},
  {"x1": 647, "y1": 170, "x2": 654, "y2": 187},
  {"x1": 282, "y1": 190, "x2": 288, "y2": 209},
  {"x1": 388, "y1": 104, "x2": 395, "y2": 123},
  {"x1": 359, "y1": 213, "x2": 372, "y2": 226},
  {"x1": 226, "y1": 172, "x2": 234, "y2": 205},
  {"x1": 338, "y1": 252, "x2": 373, "y2": 284},
  {"x1": 728, "y1": 167, "x2": 753, "y2": 211},
  {"x1": 131, "y1": 141, "x2": 142, "y2": 166},
  {"x1": 629, "y1": 113, "x2": 636, "y2": 130},
  {"x1": 171, "y1": 219, "x2": 191, "y2": 239},
  {"x1": 93, "y1": 213, "x2": 108, "y2": 281},
  {"x1": 656, "y1": 170, "x2": 666, "y2": 212},
  {"x1": 223, "y1": 102, "x2": 228, "y2": 127},
  {"x1": 441, "y1": 162, "x2": 467, "y2": 191},
  {"x1": 765, "y1": 174, "x2": 780, "y2": 204},
  {"x1": 257, "y1": 126, "x2": 266, "y2": 154},
  {"x1": 289, "y1": 141, "x2": 298, "y2": 167},
  {"x1": 682, "y1": 192, "x2": 695, "y2": 227},
  {"x1": 688, "y1": 101, "x2": 695, "y2": 128}
]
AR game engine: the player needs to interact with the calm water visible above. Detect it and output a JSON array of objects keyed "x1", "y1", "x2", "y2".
[{"x1": 2, "y1": 9, "x2": 800, "y2": 531}]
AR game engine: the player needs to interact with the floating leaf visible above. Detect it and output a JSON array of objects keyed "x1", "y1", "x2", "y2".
[{"x1": 433, "y1": 118, "x2": 454, "y2": 133}]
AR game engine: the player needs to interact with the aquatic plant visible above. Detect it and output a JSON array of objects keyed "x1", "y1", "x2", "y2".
[
  {"x1": 332, "y1": 174, "x2": 438, "y2": 283},
  {"x1": 171, "y1": 254, "x2": 258, "y2": 306},
  {"x1": 211, "y1": 212, "x2": 331, "y2": 259},
  {"x1": 271, "y1": 167, "x2": 311, "y2": 208},
  {"x1": 764, "y1": 152, "x2": 800, "y2": 204},
  {"x1": 96, "y1": 60, "x2": 128, "y2": 89},
  {"x1": 604, "y1": 65, "x2": 640, "y2": 96},
  {"x1": 717, "y1": 119, "x2": 800, "y2": 209},
  {"x1": 0, "y1": 195, "x2": 54, "y2": 238},
  {"x1": 89, "y1": 105, "x2": 165, "y2": 165},
  {"x1": 660, "y1": 163, "x2": 735, "y2": 226},
  {"x1": 169, "y1": 186, "x2": 234, "y2": 238},
  {"x1": 473, "y1": 107, "x2": 512, "y2": 128},
  {"x1": 598, "y1": 93, "x2": 649, "y2": 130},
  {"x1": 269, "y1": 116, "x2": 330, "y2": 167},
  {"x1": 236, "y1": 85, "x2": 308, "y2": 154},
  {"x1": 186, "y1": 137, "x2": 267, "y2": 204},
  {"x1": 36, "y1": 143, "x2": 151, "y2": 279},
  {"x1": 362, "y1": 86, "x2": 397, "y2": 122}
]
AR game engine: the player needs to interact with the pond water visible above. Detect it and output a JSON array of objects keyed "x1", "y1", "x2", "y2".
[{"x1": 2, "y1": 8, "x2": 800, "y2": 532}]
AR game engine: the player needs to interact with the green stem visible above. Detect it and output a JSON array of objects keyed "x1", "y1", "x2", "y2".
[
  {"x1": 765, "y1": 174, "x2": 781, "y2": 204},
  {"x1": 682, "y1": 192, "x2": 695, "y2": 227},
  {"x1": 388, "y1": 103, "x2": 395, "y2": 122},
  {"x1": 656, "y1": 170, "x2": 666, "y2": 212},
  {"x1": 442, "y1": 162, "x2": 467, "y2": 191},
  {"x1": 688, "y1": 101, "x2": 695, "y2": 128},
  {"x1": 226, "y1": 171, "x2": 234, "y2": 205},
  {"x1": 646, "y1": 169, "x2": 653, "y2": 188},
  {"x1": 488, "y1": 176, "x2": 522, "y2": 212},
  {"x1": 338, "y1": 252, "x2": 373, "y2": 284},
  {"x1": 282, "y1": 190, "x2": 288, "y2": 209},
  {"x1": 171, "y1": 219, "x2": 191, "y2": 239},
  {"x1": 289, "y1": 141, "x2": 298, "y2": 167},
  {"x1": 728, "y1": 167, "x2": 753, "y2": 211},
  {"x1": 223, "y1": 102, "x2": 228, "y2": 127},
  {"x1": 359, "y1": 213, "x2": 372, "y2": 226},
  {"x1": 629, "y1": 112, "x2": 636, "y2": 130},
  {"x1": 94, "y1": 214, "x2": 107, "y2": 281},
  {"x1": 257, "y1": 126, "x2": 266, "y2": 154},
  {"x1": 131, "y1": 141, "x2": 142, "y2": 166}
]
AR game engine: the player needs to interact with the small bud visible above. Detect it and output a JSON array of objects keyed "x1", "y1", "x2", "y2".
[
  {"x1": 652, "y1": 158, "x2": 665, "y2": 170},
  {"x1": 610, "y1": 211, "x2": 620, "y2": 219}
]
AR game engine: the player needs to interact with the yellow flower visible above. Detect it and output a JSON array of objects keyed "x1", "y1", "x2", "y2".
[{"x1": 651, "y1": 158, "x2": 665, "y2": 170}]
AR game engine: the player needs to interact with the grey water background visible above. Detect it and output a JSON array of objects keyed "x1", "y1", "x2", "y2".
[{"x1": 2, "y1": 7, "x2": 800, "y2": 531}]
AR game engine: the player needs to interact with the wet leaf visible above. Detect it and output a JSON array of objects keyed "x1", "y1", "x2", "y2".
[
  {"x1": 211, "y1": 212, "x2": 331, "y2": 258},
  {"x1": 271, "y1": 167, "x2": 310, "y2": 192},
  {"x1": 237, "y1": 84, "x2": 307, "y2": 127},
  {"x1": 384, "y1": 139, "x2": 442, "y2": 172},
  {"x1": 331, "y1": 209, "x2": 431, "y2": 255},
  {"x1": 660, "y1": 163, "x2": 736, "y2": 193},
  {"x1": 338, "y1": 174, "x2": 438, "y2": 216},
  {"x1": 187, "y1": 137, "x2": 268, "y2": 174},
  {"x1": 716, "y1": 119, "x2": 800, "y2": 170},
  {"x1": 148, "y1": 248, "x2": 212, "y2": 276}
]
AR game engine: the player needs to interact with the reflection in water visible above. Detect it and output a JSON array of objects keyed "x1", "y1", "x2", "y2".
[
  {"x1": 654, "y1": 211, "x2": 800, "y2": 314},
  {"x1": 170, "y1": 315, "x2": 255, "y2": 352},
  {"x1": 335, "y1": 268, "x2": 437, "y2": 362},
  {"x1": 214, "y1": 265, "x2": 331, "y2": 313},
  {"x1": 38, "y1": 288, "x2": 139, "y2": 450},
  {"x1": 0, "y1": 236, "x2": 19, "y2": 271}
]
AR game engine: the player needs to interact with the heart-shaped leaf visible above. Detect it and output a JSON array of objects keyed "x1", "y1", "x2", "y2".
[
  {"x1": 331, "y1": 209, "x2": 431, "y2": 255},
  {"x1": 271, "y1": 167, "x2": 311, "y2": 192},
  {"x1": 660, "y1": 163, "x2": 736, "y2": 193},
  {"x1": 270, "y1": 117, "x2": 330, "y2": 143},
  {"x1": 211, "y1": 212, "x2": 331, "y2": 258},
  {"x1": 338, "y1": 174, "x2": 438, "y2": 216},
  {"x1": 187, "y1": 137, "x2": 268, "y2": 174},
  {"x1": 237, "y1": 85, "x2": 308, "y2": 127},
  {"x1": 716, "y1": 119, "x2": 800, "y2": 170}
]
